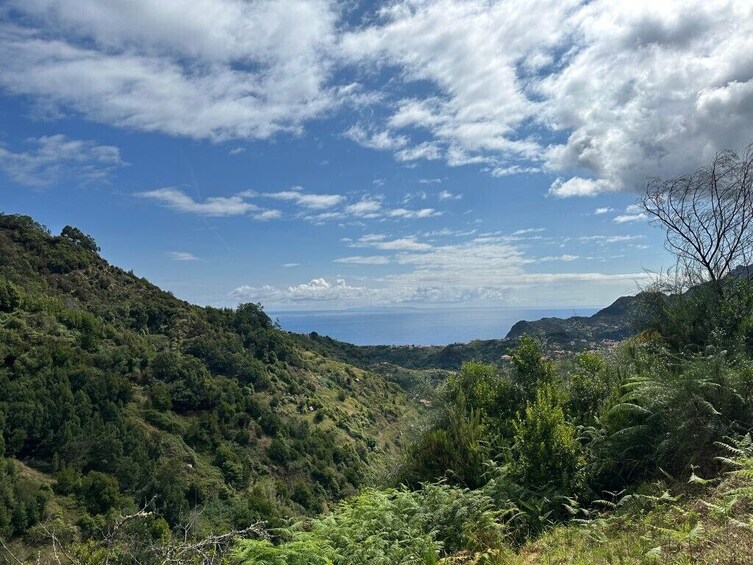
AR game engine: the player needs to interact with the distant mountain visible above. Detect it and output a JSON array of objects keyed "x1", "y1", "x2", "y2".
[{"x1": 505, "y1": 294, "x2": 641, "y2": 344}]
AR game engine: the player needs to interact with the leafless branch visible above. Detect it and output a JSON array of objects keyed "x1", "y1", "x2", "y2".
[
  {"x1": 0, "y1": 537, "x2": 24, "y2": 565},
  {"x1": 641, "y1": 143, "x2": 753, "y2": 290}
]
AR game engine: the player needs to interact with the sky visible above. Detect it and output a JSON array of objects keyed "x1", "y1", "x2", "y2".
[{"x1": 2, "y1": 0, "x2": 753, "y2": 311}]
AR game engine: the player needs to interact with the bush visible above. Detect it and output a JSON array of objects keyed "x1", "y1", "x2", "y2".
[
  {"x1": 80, "y1": 471, "x2": 121, "y2": 515},
  {"x1": 512, "y1": 384, "x2": 582, "y2": 494},
  {"x1": 0, "y1": 278, "x2": 21, "y2": 312}
]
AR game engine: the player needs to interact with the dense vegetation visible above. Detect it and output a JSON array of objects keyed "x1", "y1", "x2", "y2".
[
  {"x1": 235, "y1": 274, "x2": 753, "y2": 563},
  {"x1": 0, "y1": 214, "x2": 419, "y2": 560},
  {"x1": 5, "y1": 211, "x2": 753, "y2": 563}
]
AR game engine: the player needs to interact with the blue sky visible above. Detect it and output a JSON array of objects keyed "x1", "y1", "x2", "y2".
[{"x1": 2, "y1": 0, "x2": 752, "y2": 310}]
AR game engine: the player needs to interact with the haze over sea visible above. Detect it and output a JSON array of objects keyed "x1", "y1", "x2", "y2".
[{"x1": 270, "y1": 306, "x2": 599, "y2": 346}]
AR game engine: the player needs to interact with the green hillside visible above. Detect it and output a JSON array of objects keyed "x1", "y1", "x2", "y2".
[
  {"x1": 5, "y1": 212, "x2": 753, "y2": 564},
  {"x1": 0, "y1": 214, "x2": 420, "y2": 558}
]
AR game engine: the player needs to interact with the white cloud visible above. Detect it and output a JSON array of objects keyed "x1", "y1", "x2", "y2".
[
  {"x1": 232, "y1": 230, "x2": 651, "y2": 307},
  {"x1": 387, "y1": 207, "x2": 441, "y2": 219},
  {"x1": 334, "y1": 255, "x2": 391, "y2": 265},
  {"x1": 512, "y1": 228, "x2": 545, "y2": 236},
  {"x1": 264, "y1": 189, "x2": 344, "y2": 209},
  {"x1": 395, "y1": 142, "x2": 442, "y2": 162},
  {"x1": 341, "y1": 0, "x2": 753, "y2": 195},
  {"x1": 229, "y1": 147, "x2": 245, "y2": 156},
  {"x1": 169, "y1": 251, "x2": 200, "y2": 261},
  {"x1": 1, "y1": 0, "x2": 338, "y2": 140},
  {"x1": 344, "y1": 124, "x2": 407, "y2": 150},
  {"x1": 255, "y1": 209, "x2": 282, "y2": 221},
  {"x1": 282, "y1": 262, "x2": 300, "y2": 267},
  {"x1": 539, "y1": 1, "x2": 753, "y2": 194},
  {"x1": 613, "y1": 213, "x2": 648, "y2": 224},
  {"x1": 231, "y1": 277, "x2": 369, "y2": 303},
  {"x1": 612, "y1": 204, "x2": 649, "y2": 223},
  {"x1": 345, "y1": 197, "x2": 382, "y2": 218},
  {"x1": 375, "y1": 238, "x2": 433, "y2": 251},
  {"x1": 537, "y1": 254, "x2": 580, "y2": 262},
  {"x1": 341, "y1": 0, "x2": 568, "y2": 163},
  {"x1": 490, "y1": 165, "x2": 541, "y2": 177},
  {"x1": 303, "y1": 211, "x2": 345, "y2": 223},
  {"x1": 548, "y1": 177, "x2": 619, "y2": 198},
  {"x1": 357, "y1": 233, "x2": 387, "y2": 243},
  {"x1": 580, "y1": 234, "x2": 646, "y2": 244},
  {"x1": 437, "y1": 190, "x2": 461, "y2": 201},
  {"x1": 6, "y1": 0, "x2": 750, "y2": 197},
  {"x1": 402, "y1": 191, "x2": 427, "y2": 203},
  {"x1": 136, "y1": 187, "x2": 259, "y2": 216},
  {"x1": 0, "y1": 134, "x2": 124, "y2": 187},
  {"x1": 593, "y1": 207, "x2": 614, "y2": 215}
]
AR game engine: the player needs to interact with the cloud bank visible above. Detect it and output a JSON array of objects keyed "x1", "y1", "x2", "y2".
[{"x1": 3, "y1": 0, "x2": 752, "y2": 195}]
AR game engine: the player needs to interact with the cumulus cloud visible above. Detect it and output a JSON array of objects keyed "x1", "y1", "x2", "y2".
[
  {"x1": 537, "y1": 254, "x2": 580, "y2": 262},
  {"x1": 169, "y1": 251, "x2": 200, "y2": 261},
  {"x1": 437, "y1": 190, "x2": 461, "y2": 200},
  {"x1": 593, "y1": 207, "x2": 614, "y2": 215},
  {"x1": 263, "y1": 188, "x2": 344, "y2": 209},
  {"x1": 334, "y1": 255, "x2": 391, "y2": 265},
  {"x1": 490, "y1": 165, "x2": 541, "y2": 177},
  {"x1": 254, "y1": 209, "x2": 282, "y2": 221},
  {"x1": 347, "y1": 233, "x2": 433, "y2": 251},
  {"x1": 613, "y1": 203, "x2": 649, "y2": 223},
  {"x1": 387, "y1": 208, "x2": 441, "y2": 219},
  {"x1": 340, "y1": 0, "x2": 753, "y2": 195},
  {"x1": 541, "y1": 1, "x2": 753, "y2": 195},
  {"x1": 0, "y1": 134, "x2": 124, "y2": 187},
  {"x1": 0, "y1": 0, "x2": 338, "y2": 140},
  {"x1": 136, "y1": 187, "x2": 259, "y2": 217},
  {"x1": 344, "y1": 124, "x2": 407, "y2": 150},
  {"x1": 580, "y1": 234, "x2": 646, "y2": 244},
  {"x1": 231, "y1": 228, "x2": 652, "y2": 307},
  {"x1": 344, "y1": 197, "x2": 382, "y2": 218},
  {"x1": 613, "y1": 213, "x2": 648, "y2": 224},
  {"x1": 231, "y1": 277, "x2": 369, "y2": 303},
  {"x1": 512, "y1": 228, "x2": 545, "y2": 236},
  {"x1": 5, "y1": 0, "x2": 750, "y2": 196}
]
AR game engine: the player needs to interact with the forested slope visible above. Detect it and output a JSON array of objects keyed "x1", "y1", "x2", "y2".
[{"x1": 0, "y1": 214, "x2": 419, "y2": 554}]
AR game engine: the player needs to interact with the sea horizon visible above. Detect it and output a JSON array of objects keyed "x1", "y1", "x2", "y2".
[{"x1": 269, "y1": 305, "x2": 602, "y2": 346}]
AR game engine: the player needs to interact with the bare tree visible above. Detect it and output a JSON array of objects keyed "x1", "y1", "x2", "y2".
[{"x1": 641, "y1": 143, "x2": 753, "y2": 290}]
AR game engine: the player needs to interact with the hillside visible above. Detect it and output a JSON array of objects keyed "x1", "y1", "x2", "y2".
[
  {"x1": 0, "y1": 214, "x2": 420, "y2": 554},
  {"x1": 505, "y1": 294, "x2": 641, "y2": 344}
]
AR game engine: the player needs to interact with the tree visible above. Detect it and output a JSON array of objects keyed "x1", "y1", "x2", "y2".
[
  {"x1": 640, "y1": 144, "x2": 753, "y2": 289},
  {"x1": 61, "y1": 225, "x2": 100, "y2": 253},
  {"x1": 0, "y1": 278, "x2": 21, "y2": 312}
]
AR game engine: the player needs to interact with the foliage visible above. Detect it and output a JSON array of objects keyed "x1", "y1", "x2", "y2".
[
  {"x1": 403, "y1": 391, "x2": 489, "y2": 489},
  {"x1": 0, "y1": 214, "x2": 417, "y2": 551},
  {"x1": 512, "y1": 385, "x2": 582, "y2": 495},
  {"x1": 233, "y1": 484, "x2": 513, "y2": 564},
  {"x1": 6, "y1": 211, "x2": 753, "y2": 562},
  {"x1": 510, "y1": 336, "x2": 555, "y2": 400}
]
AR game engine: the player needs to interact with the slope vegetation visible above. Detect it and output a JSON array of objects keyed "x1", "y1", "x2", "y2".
[{"x1": 0, "y1": 214, "x2": 419, "y2": 553}]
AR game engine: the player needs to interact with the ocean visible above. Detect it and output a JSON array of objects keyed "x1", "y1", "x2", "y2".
[{"x1": 269, "y1": 306, "x2": 600, "y2": 346}]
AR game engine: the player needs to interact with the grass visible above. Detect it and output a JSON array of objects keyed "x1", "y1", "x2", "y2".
[{"x1": 510, "y1": 475, "x2": 753, "y2": 564}]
